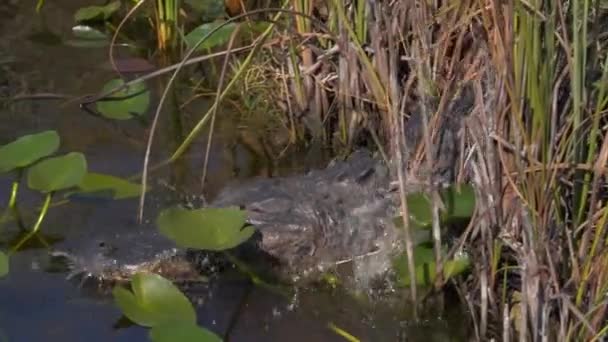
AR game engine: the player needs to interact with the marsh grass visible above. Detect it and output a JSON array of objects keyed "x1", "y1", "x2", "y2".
[
  {"x1": 233, "y1": 0, "x2": 608, "y2": 339},
  {"x1": 104, "y1": 0, "x2": 608, "y2": 339}
]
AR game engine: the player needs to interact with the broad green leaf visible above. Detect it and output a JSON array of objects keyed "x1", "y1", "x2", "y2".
[
  {"x1": 97, "y1": 78, "x2": 150, "y2": 120},
  {"x1": 184, "y1": 22, "x2": 237, "y2": 51},
  {"x1": 74, "y1": 1, "x2": 121, "y2": 22},
  {"x1": 113, "y1": 273, "x2": 196, "y2": 328},
  {"x1": 27, "y1": 152, "x2": 87, "y2": 193},
  {"x1": 440, "y1": 184, "x2": 476, "y2": 220},
  {"x1": 76, "y1": 172, "x2": 143, "y2": 199},
  {"x1": 0, "y1": 130, "x2": 60, "y2": 173},
  {"x1": 150, "y1": 321, "x2": 222, "y2": 342},
  {"x1": 0, "y1": 251, "x2": 8, "y2": 277},
  {"x1": 393, "y1": 246, "x2": 471, "y2": 287},
  {"x1": 71, "y1": 24, "x2": 108, "y2": 42},
  {"x1": 157, "y1": 207, "x2": 253, "y2": 251}
]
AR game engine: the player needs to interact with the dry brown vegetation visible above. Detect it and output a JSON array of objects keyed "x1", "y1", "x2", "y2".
[{"x1": 217, "y1": 0, "x2": 608, "y2": 340}]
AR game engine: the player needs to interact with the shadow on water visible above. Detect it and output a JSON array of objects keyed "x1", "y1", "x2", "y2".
[{"x1": 0, "y1": 1, "x2": 470, "y2": 341}]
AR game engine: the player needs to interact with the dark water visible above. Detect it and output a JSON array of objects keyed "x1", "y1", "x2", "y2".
[{"x1": 0, "y1": 1, "x2": 470, "y2": 341}]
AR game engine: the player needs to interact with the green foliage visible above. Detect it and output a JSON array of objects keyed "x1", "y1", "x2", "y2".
[
  {"x1": 393, "y1": 245, "x2": 470, "y2": 287},
  {"x1": 27, "y1": 153, "x2": 87, "y2": 193},
  {"x1": 67, "y1": 25, "x2": 109, "y2": 48},
  {"x1": 113, "y1": 273, "x2": 222, "y2": 341},
  {"x1": 157, "y1": 207, "x2": 253, "y2": 251},
  {"x1": 184, "y1": 21, "x2": 238, "y2": 51},
  {"x1": 75, "y1": 172, "x2": 143, "y2": 199},
  {"x1": 395, "y1": 184, "x2": 476, "y2": 230},
  {"x1": 0, "y1": 251, "x2": 8, "y2": 277},
  {"x1": 97, "y1": 79, "x2": 150, "y2": 120},
  {"x1": 74, "y1": 1, "x2": 121, "y2": 23},
  {"x1": 0, "y1": 130, "x2": 60, "y2": 174},
  {"x1": 113, "y1": 273, "x2": 196, "y2": 327},
  {"x1": 150, "y1": 321, "x2": 222, "y2": 342}
]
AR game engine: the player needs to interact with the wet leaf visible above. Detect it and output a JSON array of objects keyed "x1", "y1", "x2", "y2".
[
  {"x1": 27, "y1": 152, "x2": 87, "y2": 193},
  {"x1": 157, "y1": 207, "x2": 253, "y2": 251},
  {"x1": 440, "y1": 184, "x2": 476, "y2": 220},
  {"x1": 71, "y1": 25, "x2": 108, "y2": 40},
  {"x1": 0, "y1": 130, "x2": 60, "y2": 173},
  {"x1": 0, "y1": 251, "x2": 8, "y2": 277},
  {"x1": 184, "y1": 21, "x2": 237, "y2": 51},
  {"x1": 74, "y1": 1, "x2": 121, "y2": 22},
  {"x1": 97, "y1": 78, "x2": 150, "y2": 120},
  {"x1": 76, "y1": 172, "x2": 143, "y2": 199},
  {"x1": 405, "y1": 192, "x2": 433, "y2": 229},
  {"x1": 150, "y1": 321, "x2": 222, "y2": 342},
  {"x1": 393, "y1": 245, "x2": 471, "y2": 287},
  {"x1": 113, "y1": 273, "x2": 196, "y2": 328}
]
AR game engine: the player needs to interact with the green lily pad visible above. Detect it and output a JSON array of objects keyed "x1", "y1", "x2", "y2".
[
  {"x1": 440, "y1": 184, "x2": 476, "y2": 220},
  {"x1": 113, "y1": 273, "x2": 196, "y2": 328},
  {"x1": 184, "y1": 21, "x2": 237, "y2": 51},
  {"x1": 393, "y1": 245, "x2": 471, "y2": 287},
  {"x1": 27, "y1": 152, "x2": 87, "y2": 193},
  {"x1": 97, "y1": 78, "x2": 150, "y2": 120},
  {"x1": 0, "y1": 251, "x2": 8, "y2": 277},
  {"x1": 0, "y1": 130, "x2": 60, "y2": 173},
  {"x1": 150, "y1": 321, "x2": 222, "y2": 342},
  {"x1": 68, "y1": 25, "x2": 109, "y2": 48},
  {"x1": 394, "y1": 184, "x2": 476, "y2": 230},
  {"x1": 74, "y1": 0, "x2": 121, "y2": 22},
  {"x1": 76, "y1": 172, "x2": 143, "y2": 199},
  {"x1": 157, "y1": 207, "x2": 253, "y2": 251}
]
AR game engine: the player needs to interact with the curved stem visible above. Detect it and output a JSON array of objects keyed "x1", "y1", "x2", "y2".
[{"x1": 10, "y1": 192, "x2": 53, "y2": 254}]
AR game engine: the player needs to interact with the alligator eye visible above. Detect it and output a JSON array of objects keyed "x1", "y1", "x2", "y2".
[{"x1": 98, "y1": 241, "x2": 106, "y2": 248}]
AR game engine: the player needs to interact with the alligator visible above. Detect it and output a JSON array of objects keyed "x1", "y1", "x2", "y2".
[
  {"x1": 51, "y1": 85, "x2": 474, "y2": 289},
  {"x1": 51, "y1": 150, "x2": 409, "y2": 289}
]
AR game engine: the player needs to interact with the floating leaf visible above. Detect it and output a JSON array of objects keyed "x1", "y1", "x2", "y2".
[
  {"x1": 74, "y1": 1, "x2": 121, "y2": 22},
  {"x1": 0, "y1": 251, "x2": 8, "y2": 277},
  {"x1": 150, "y1": 321, "x2": 222, "y2": 342},
  {"x1": 440, "y1": 184, "x2": 476, "y2": 221},
  {"x1": 157, "y1": 207, "x2": 253, "y2": 251},
  {"x1": 71, "y1": 25, "x2": 108, "y2": 40},
  {"x1": 184, "y1": 22, "x2": 237, "y2": 51},
  {"x1": 76, "y1": 172, "x2": 143, "y2": 199},
  {"x1": 27, "y1": 152, "x2": 87, "y2": 193},
  {"x1": 393, "y1": 246, "x2": 470, "y2": 287},
  {"x1": 0, "y1": 130, "x2": 60, "y2": 174},
  {"x1": 393, "y1": 184, "x2": 476, "y2": 230},
  {"x1": 113, "y1": 273, "x2": 196, "y2": 328},
  {"x1": 97, "y1": 78, "x2": 150, "y2": 120}
]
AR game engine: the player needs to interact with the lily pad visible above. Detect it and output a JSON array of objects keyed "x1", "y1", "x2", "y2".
[
  {"x1": 157, "y1": 207, "x2": 253, "y2": 251},
  {"x1": 113, "y1": 273, "x2": 196, "y2": 328},
  {"x1": 184, "y1": 21, "x2": 237, "y2": 51},
  {"x1": 0, "y1": 130, "x2": 60, "y2": 173},
  {"x1": 74, "y1": 1, "x2": 121, "y2": 22},
  {"x1": 97, "y1": 78, "x2": 150, "y2": 120},
  {"x1": 150, "y1": 321, "x2": 222, "y2": 342},
  {"x1": 0, "y1": 251, "x2": 8, "y2": 277},
  {"x1": 440, "y1": 184, "x2": 476, "y2": 220},
  {"x1": 76, "y1": 172, "x2": 143, "y2": 199},
  {"x1": 27, "y1": 152, "x2": 87, "y2": 193},
  {"x1": 393, "y1": 245, "x2": 471, "y2": 287},
  {"x1": 394, "y1": 184, "x2": 476, "y2": 230}
]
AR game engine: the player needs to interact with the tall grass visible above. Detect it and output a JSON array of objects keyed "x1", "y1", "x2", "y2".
[{"x1": 105, "y1": 0, "x2": 608, "y2": 339}]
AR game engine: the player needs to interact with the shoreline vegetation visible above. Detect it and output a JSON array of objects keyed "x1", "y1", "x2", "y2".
[{"x1": 4, "y1": 0, "x2": 608, "y2": 340}]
